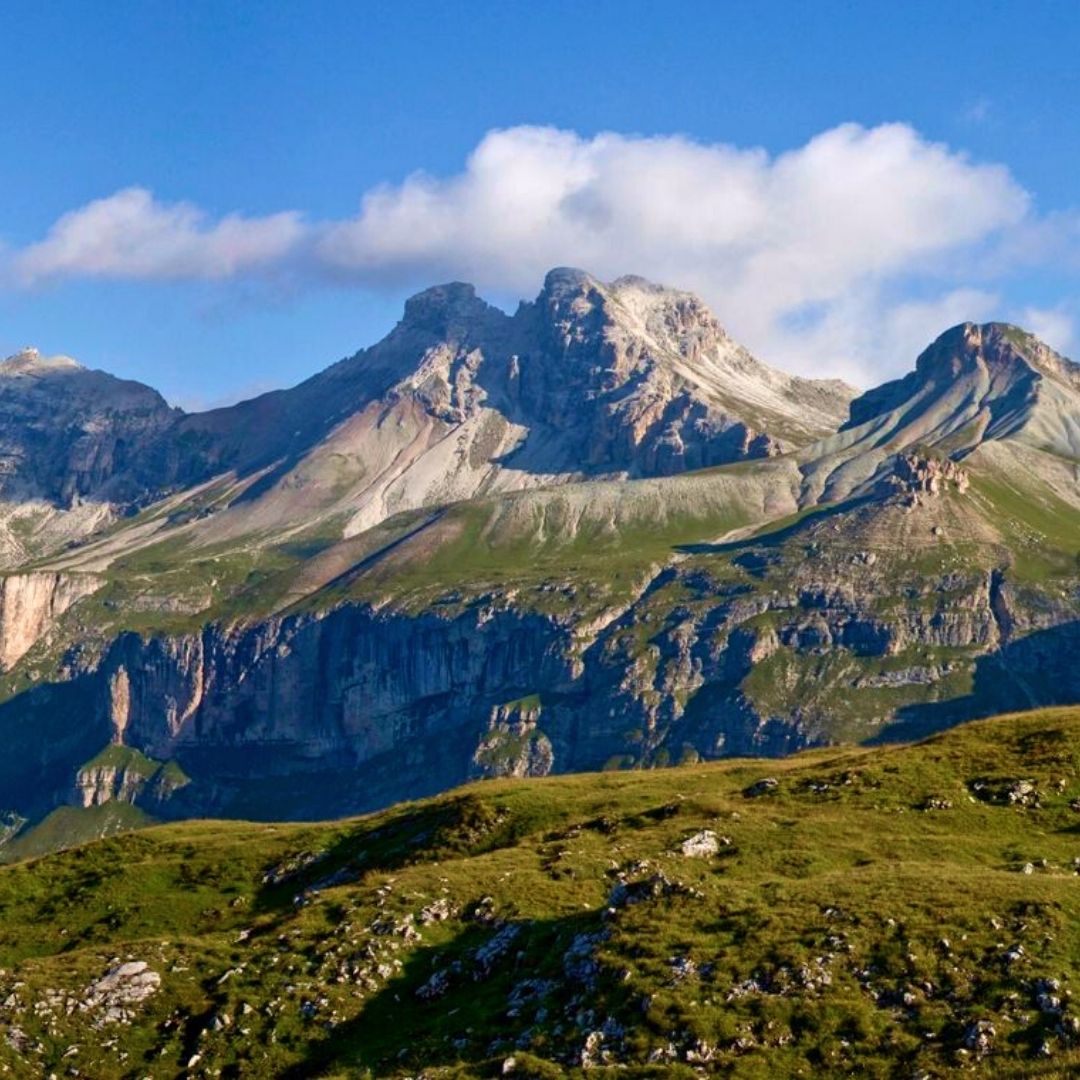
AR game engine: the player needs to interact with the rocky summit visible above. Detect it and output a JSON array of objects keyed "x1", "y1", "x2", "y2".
[{"x1": 0, "y1": 271, "x2": 1079, "y2": 858}]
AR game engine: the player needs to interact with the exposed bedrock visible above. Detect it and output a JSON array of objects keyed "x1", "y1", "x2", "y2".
[{"x1": 3, "y1": 557, "x2": 1075, "y2": 825}]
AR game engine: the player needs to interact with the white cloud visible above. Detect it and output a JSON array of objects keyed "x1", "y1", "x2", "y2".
[
  {"x1": 319, "y1": 124, "x2": 1028, "y2": 295},
  {"x1": 2, "y1": 123, "x2": 1063, "y2": 382},
  {"x1": 756, "y1": 287, "x2": 1004, "y2": 386},
  {"x1": 316, "y1": 123, "x2": 1029, "y2": 382},
  {"x1": 11, "y1": 187, "x2": 306, "y2": 284}
]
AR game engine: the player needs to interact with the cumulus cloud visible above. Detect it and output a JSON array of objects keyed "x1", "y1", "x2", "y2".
[
  {"x1": 3, "y1": 123, "x2": 1070, "y2": 381},
  {"x1": 319, "y1": 124, "x2": 1027, "y2": 289},
  {"x1": 11, "y1": 187, "x2": 306, "y2": 284},
  {"x1": 312, "y1": 123, "x2": 1033, "y2": 382}
]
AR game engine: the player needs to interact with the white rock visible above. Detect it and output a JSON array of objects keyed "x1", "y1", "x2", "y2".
[{"x1": 680, "y1": 830, "x2": 721, "y2": 858}]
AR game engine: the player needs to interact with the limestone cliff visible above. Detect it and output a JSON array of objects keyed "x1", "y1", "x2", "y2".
[{"x1": 0, "y1": 571, "x2": 102, "y2": 670}]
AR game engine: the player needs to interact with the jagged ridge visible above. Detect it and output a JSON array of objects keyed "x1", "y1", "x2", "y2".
[{"x1": 1, "y1": 295, "x2": 1080, "y2": 853}]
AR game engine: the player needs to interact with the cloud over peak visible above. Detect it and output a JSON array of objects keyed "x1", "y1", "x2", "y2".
[{"x1": 3, "y1": 123, "x2": 1069, "y2": 381}]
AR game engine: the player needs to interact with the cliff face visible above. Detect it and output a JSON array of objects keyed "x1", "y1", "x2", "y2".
[
  {"x1": 12, "y1": 487, "x2": 1076, "y2": 828},
  {"x1": 0, "y1": 572, "x2": 102, "y2": 670},
  {"x1": 60, "y1": 606, "x2": 579, "y2": 819}
]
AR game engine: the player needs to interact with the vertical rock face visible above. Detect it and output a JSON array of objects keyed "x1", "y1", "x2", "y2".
[
  {"x1": 0, "y1": 572, "x2": 102, "y2": 670},
  {"x1": 49, "y1": 605, "x2": 585, "y2": 819}
]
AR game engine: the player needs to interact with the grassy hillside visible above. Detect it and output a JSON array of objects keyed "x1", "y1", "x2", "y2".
[{"x1": 1, "y1": 710, "x2": 1080, "y2": 1077}]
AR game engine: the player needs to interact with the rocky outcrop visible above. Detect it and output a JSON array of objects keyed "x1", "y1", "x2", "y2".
[
  {"x1": 471, "y1": 697, "x2": 554, "y2": 779},
  {"x1": 800, "y1": 321, "x2": 1080, "y2": 508},
  {"x1": 72, "y1": 762, "x2": 147, "y2": 808},
  {"x1": 890, "y1": 452, "x2": 970, "y2": 498},
  {"x1": 0, "y1": 571, "x2": 102, "y2": 670},
  {"x1": 81, "y1": 962, "x2": 161, "y2": 1026},
  {"x1": 70, "y1": 747, "x2": 189, "y2": 810}
]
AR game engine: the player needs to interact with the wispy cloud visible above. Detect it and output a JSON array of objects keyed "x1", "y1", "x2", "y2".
[
  {"x1": 4, "y1": 123, "x2": 1077, "y2": 382},
  {"x1": 960, "y1": 97, "x2": 993, "y2": 125},
  {"x1": 10, "y1": 188, "x2": 306, "y2": 284}
]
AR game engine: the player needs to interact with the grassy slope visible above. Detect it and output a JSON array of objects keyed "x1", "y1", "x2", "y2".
[{"x1": 2, "y1": 709, "x2": 1080, "y2": 1077}]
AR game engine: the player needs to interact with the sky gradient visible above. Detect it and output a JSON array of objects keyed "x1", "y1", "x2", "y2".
[{"x1": 1, "y1": 0, "x2": 1079, "y2": 405}]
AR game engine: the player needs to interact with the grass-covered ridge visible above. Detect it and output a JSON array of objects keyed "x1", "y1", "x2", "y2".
[{"x1": 2, "y1": 708, "x2": 1080, "y2": 1077}]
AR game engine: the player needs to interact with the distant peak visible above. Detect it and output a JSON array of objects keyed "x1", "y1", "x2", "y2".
[
  {"x1": 540, "y1": 267, "x2": 598, "y2": 297},
  {"x1": 0, "y1": 347, "x2": 82, "y2": 374},
  {"x1": 399, "y1": 282, "x2": 502, "y2": 337},
  {"x1": 925, "y1": 320, "x2": 1051, "y2": 350},
  {"x1": 916, "y1": 321, "x2": 1078, "y2": 382}
]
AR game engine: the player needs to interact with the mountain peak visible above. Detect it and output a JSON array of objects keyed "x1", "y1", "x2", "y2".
[
  {"x1": 825, "y1": 319, "x2": 1080, "y2": 499},
  {"x1": 399, "y1": 281, "x2": 504, "y2": 338},
  {"x1": 0, "y1": 347, "x2": 82, "y2": 374},
  {"x1": 540, "y1": 266, "x2": 598, "y2": 297},
  {"x1": 917, "y1": 321, "x2": 1079, "y2": 382}
]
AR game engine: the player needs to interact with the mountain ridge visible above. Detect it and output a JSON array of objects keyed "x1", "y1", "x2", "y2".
[
  {"x1": 0, "y1": 270, "x2": 1079, "y2": 857},
  {"x1": 0, "y1": 269, "x2": 856, "y2": 562}
]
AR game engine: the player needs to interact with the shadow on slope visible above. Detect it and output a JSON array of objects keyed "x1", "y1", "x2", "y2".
[
  {"x1": 871, "y1": 619, "x2": 1080, "y2": 744},
  {"x1": 0, "y1": 672, "x2": 110, "y2": 821},
  {"x1": 275, "y1": 908, "x2": 609, "y2": 1079},
  {"x1": 674, "y1": 495, "x2": 873, "y2": 559}
]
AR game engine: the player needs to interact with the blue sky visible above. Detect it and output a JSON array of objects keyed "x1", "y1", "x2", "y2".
[{"x1": 1, "y1": 0, "x2": 1079, "y2": 405}]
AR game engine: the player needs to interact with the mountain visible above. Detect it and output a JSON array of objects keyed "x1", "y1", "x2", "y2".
[
  {"x1": 0, "y1": 348, "x2": 179, "y2": 563},
  {"x1": 0, "y1": 270, "x2": 853, "y2": 564},
  {"x1": 163, "y1": 268, "x2": 853, "y2": 543},
  {"x1": 798, "y1": 321, "x2": 1080, "y2": 506},
  {"x1": 0, "y1": 706, "x2": 1079, "y2": 1077},
  {"x1": 0, "y1": 271, "x2": 1079, "y2": 855}
]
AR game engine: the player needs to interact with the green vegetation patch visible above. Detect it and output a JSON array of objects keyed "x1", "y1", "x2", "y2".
[{"x1": 0, "y1": 709, "x2": 1079, "y2": 1075}]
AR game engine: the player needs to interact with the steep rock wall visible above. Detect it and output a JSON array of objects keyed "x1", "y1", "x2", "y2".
[
  {"x1": 0, "y1": 572, "x2": 102, "y2": 670},
  {"x1": 2, "y1": 558, "x2": 1078, "y2": 828}
]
